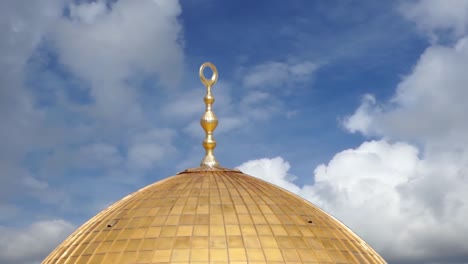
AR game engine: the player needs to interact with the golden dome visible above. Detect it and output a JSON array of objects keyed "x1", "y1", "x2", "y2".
[
  {"x1": 43, "y1": 63, "x2": 386, "y2": 263},
  {"x1": 43, "y1": 167, "x2": 386, "y2": 264}
]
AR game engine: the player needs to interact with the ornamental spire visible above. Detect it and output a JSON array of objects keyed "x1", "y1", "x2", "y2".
[{"x1": 199, "y1": 62, "x2": 219, "y2": 167}]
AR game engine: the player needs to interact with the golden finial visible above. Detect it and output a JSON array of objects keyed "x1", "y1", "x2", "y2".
[{"x1": 199, "y1": 62, "x2": 219, "y2": 167}]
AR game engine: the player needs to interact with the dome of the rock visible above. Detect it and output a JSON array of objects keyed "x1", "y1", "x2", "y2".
[
  {"x1": 43, "y1": 167, "x2": 386, "y2": 263},
  {"x1": 43, "y1": 63, "x2": 386, "y2": 263}
]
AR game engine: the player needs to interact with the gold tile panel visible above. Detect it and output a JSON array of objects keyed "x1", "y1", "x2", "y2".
[{"x1": 43, "y1": 168, "x2": 386, "y2": 263}]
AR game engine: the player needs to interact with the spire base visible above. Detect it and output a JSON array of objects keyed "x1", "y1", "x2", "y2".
[{"x1": 200, "y1": 154, "x2": 219, "y2": 168}]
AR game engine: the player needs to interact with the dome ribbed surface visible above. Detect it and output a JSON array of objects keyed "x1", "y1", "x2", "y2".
[{"x1": 43, "y1": 168, "x2": 386, "y2": 263}]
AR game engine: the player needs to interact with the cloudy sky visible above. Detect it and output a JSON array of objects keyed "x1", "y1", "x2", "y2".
[{"x1": 1, "y1": 0, "x2": 468, "y2": 263}]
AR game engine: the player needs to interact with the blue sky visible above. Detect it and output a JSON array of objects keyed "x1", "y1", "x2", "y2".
[{"x1": 1, "y1": 0, "x2": 468, "y2": 263}]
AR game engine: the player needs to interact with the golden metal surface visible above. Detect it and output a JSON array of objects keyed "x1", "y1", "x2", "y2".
[
  {"x1": 199, "y1": 62, "x2": 219, "y2": 167},
  {"x1": 43, "y1": 169, "x2": 387, "y2": 263}
]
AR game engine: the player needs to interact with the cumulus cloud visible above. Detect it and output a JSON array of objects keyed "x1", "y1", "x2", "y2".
[
  {"x1": 344, "y1": 36, "x2": 468, "y2": 148},
  {"x1": 339, "y1": 38, "x2": 468, "y2": 261},
  {"x1": 400, "y1": 0, "x2": 468, "y2": 38},
  {"x1": 237, "y1": 157, "x2": 300, "y2": 194},
  {"x1": 342, "y1": 94, "x2": 379, "y2": 135},
  {"x1": 339, "y1": 4, "x2": 468, "y2": 261},
  {"x1": 52, "y1": 0, "x2": 184, "y2": 121},
  {"x1": 238, "y1": 145, "x2": 468, "y2": 263},
  {"x1": 0, "y1": 220, "x2": 75, "y2": 264},
  {"x1": 309, "y1": 141, "x2": 468, "y2": 263}
]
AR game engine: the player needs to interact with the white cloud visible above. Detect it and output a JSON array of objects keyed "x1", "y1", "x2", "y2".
[
  {"x1": 344, "y1": 36, "x2": 468, "y2": 148},
  {"x1": 52, "y1": 0, "x2": 184, "y2": 121},
  {"x1": 68, "y1": 0, "x2": 108, "y2": 24},
  {"x1": 400, "y1": 0, "x2": 468, "y2": 38},
  {"x1": 0, "y1": 219, "x2": 75, "y2": 264},
  {"x1": 238, "y1": 146, "x2": 468, "y2": 263},
  {"x1": 237, "y1": 157, "x2": 300, "y2": 194},
  {"x1": 0, "y1": 0, "x2": 64, "y2": 158},
  {"x1": 242, "y1": 60, "x2": 318, "y2": 88},
  {"x1": 312, "y1": 141, "x2": 468, "y2": 263},
  {"x1": 342, "y1": 94, "x2": 378, "y2": 135},
  {"x1": 0, "y1": 0, "x2": 62, "y2": 70},
  {"x1": 127, "y1": 128, "x2": 176, "y2": 170}
]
